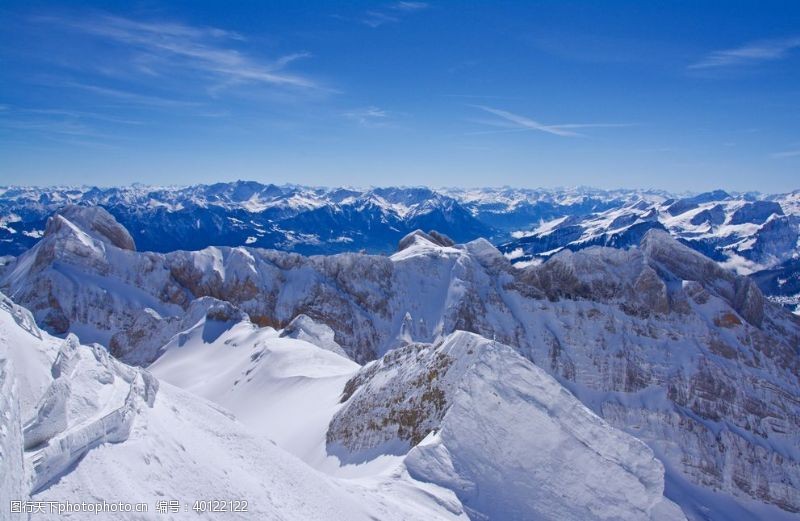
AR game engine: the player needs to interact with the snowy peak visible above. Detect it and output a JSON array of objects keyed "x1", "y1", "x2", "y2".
[
  {"x1": 2, "y1": 184, "x2": 799, "y2": 310},
  {"x1": 328, "y1": 331, "x2": 685, "y2": 521},
  {"x1": 48, "y1": 205, "x2": 136, "y2": 251},
  {"x1": 640, "y1": 229, "x2": 767, "y2": 325},
  {"x1": 397, "y1": 229, "x2": 456, "y2": 251}
]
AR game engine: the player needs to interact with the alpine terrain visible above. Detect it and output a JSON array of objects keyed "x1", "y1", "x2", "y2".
[{"x1": 1, "y1": 201, "x2": 798, "y2": 520}]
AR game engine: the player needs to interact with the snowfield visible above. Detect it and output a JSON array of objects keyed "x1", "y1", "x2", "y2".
[
  {"x1": 149, "y1": 306, "x2": 684, "y2": 520},
  {"x1": 0, "y1": 293, "x2": 468, "y2": 521}
]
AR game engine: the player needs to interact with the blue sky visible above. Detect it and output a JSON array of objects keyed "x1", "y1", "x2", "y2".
[{"x1": 1, "y1": 1, "x2": 799, "y2": 192}]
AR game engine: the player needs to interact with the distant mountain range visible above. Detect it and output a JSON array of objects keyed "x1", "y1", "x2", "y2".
[{"x1": 1, "y1": 183, "x2": 798, "y2": 312}]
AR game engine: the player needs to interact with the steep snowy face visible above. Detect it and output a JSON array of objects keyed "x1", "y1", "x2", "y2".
[
  {"x1": 0, "y1": 293, "x2": 469, "y2": 521},
  {"x1": 0, "y1": 292, "x2": 158, "y2": 494},
  {"x1": 329, "y1": 331, "x2": 685, "y2": 521},
  {"x1": 54, "y1": 205, "x2": 136, "y2": 251},
  {"x1": 3, "y1": 210, "x2": 800, "y2": 514},
  {"x1": 2, "y1": 205, "x2": 186, "y2": 340}
]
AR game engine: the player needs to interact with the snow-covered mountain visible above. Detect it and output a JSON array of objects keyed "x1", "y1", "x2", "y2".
[
  {"x1": 501, "y1": 190, "x2": 799, "y2": 272},
  {"x1": 2, "y1": 205, "x2": 798, "y2": 519},
  {"x1": 0, "y1": 183, "x2": 495, "y2": 256},
  {"x1": 1, "y1": 286, "x2": 692, "y2": 520},
  {"x1": 0, "y1": 292, "x2": 472, "y2": 521},
  {"x1": 146, "y1": 307, "x2": 687, "y2": 520},
  {"x1": 2, "y1": 183, "x2": 797, "y2": 310},
  {"x1": 498, "y1": 189, "x2": 800, "y2": 311}
]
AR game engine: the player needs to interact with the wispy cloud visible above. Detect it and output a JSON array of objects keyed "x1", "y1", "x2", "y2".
[
  {"x1": 65, "y1": 82, "x2": 202, "y2": 108},
  {"x1": 0, "y1": 112, "x2": 123, "y2": 149},
  {"x1": 771, "y1": 148, "x2": 800, "y2": 159},
  {"x1": 343, "y1": 106, "x2": 390, "y2": 127},
  {"x1": 394, "y1": 2, "x2": 429, "y2": 10},
  {"x1": 22, "y1": 108, "x2": 144, "y2": 125},
  {"x1": 35, "y1": 13, "x2": 319, "y2": 90},
  {"x1": 362, "y1": 2, "x2": 429, "y2": 28},
  {"x1": 471, "y1": 105, "x2": 633, "y2": 138},
  {"x1": 689, "y1": 37, "x2": 800, "y2": 69}
]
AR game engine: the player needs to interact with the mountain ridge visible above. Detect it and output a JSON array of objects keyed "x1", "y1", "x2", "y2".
[{"x1": 2, "y1": 183, "x2": 797, "y2": 312}]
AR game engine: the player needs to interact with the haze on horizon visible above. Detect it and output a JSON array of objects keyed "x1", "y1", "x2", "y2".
[{"x1": 1, "y1": 1, "x2": 799, "y2": 193}]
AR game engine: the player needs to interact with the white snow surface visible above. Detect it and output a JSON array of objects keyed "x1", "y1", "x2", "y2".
[
  {"x1": 0, "y1": 293, "x2": 468, "y2": 521},
  {"x1": 148, "y1": 310, "x2": 685, "y2": 521}
]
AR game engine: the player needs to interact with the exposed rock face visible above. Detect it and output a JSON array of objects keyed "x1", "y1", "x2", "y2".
[
  {"x1": 280, "y1": 314, "x2": 347, "y2": 357},
  {"x1": 2, "y1": 211, "x2": 800, "y2": 513},
  {"x1": 689, "y1": 204, "x2": 726, "y2": 226},
  {"x1": 329, "y1": 331, "x2": 685, "y2": 521},
  {"x1": 56, "y1": 205, "x2": 137, "y2": 251},
  {"x1": 729, "y1": 201, "x2": 784, "y2": 225},
  {"x1": 109, "y1": 297, "x2": 240, "y2": 365},
  {"x1": 750, "y1": 215, "x2": 799, "y2": 265}
]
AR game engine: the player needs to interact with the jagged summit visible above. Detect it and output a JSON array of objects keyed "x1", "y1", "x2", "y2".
[
  {"x1": 397, "y1": 229, "x2": 456, "y2": 251},
  {"x1": 49, "y1": 205, "x2": 136, "y2": 251},
  {"x1": 639, "y1": 229, "x2": 767, "y2": 325}
]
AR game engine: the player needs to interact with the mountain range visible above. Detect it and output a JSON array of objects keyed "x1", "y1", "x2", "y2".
[
  {"x1": 1, "y1": 202, "x2": 799, "y2": 519},
  {"x1": 2, "y1": 183, "x2": 797, "y2": 313}
]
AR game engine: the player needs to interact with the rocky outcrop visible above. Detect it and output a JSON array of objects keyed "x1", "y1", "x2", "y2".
[
  {"x1": 58, "y1": 205, "x2": 136, "y2": 251},
  {"x1": 280, "y1": 314, "x2": 348, "y2": 357},
  {"x1": 330, "y1": 331, "x2": 685, "y2": 521},
  {"x1": 689, "y1": 204, "x2": 726, "y2": 226},
  {"x1": 110, "y1": 297, "x2": 243, "y2": 365},
  {"x1": 729, "y1": 201, "x2": 784, "y2": 225}
]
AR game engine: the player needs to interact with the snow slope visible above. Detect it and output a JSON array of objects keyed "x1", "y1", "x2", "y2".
[
  {"x1": 147, "y1": 308, "x2": 685, "y2": 520},
  {"x1": 0, "y1": 292, "x2": 469, "y2": 521}
]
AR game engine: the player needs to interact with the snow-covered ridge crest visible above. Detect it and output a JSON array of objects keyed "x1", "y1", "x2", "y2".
[
  {"x1": 1, "y1": 184, "x2": 796, "y2": 297},
  {"x1": 329, "y1": 331, "x2": 685, "y2": 521}
]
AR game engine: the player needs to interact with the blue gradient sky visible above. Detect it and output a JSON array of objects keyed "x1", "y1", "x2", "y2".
[{"x1": 1, "y1": 1, "x2": 799, "y2": 192}]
